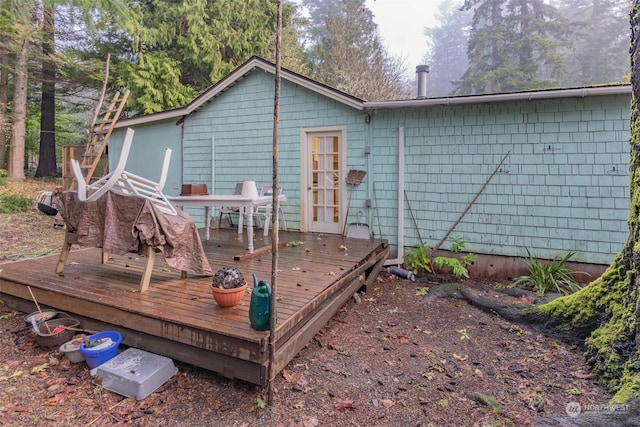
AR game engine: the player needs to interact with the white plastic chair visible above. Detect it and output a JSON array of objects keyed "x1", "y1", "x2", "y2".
[
  {"x1": 110, "y1": 153, "x2": 175, "y2": 216},
  {"x1": 71, "y1": 127, "x2": 177, "y2": 215},
  {"x1": 255, "y1": 185, "x2": 286, "y2": 233},
  {"x1": 72, "y1": 128, "x2": 134, "y2": 202},
  {"x1": 217, "y1": 182, "x2": 243, "y2": 228}
]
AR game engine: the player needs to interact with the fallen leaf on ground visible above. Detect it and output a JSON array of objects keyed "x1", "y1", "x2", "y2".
[
  {"x1": 2, "y1": 402, "x2": 29, "y2": 412},
  {"x1": 335, "y1": 398, "x2": 356, "y2": 410},
  {"x1": 380, "y1": 398, "x2": 395, "y2": 408},
  {"x1": 302, "y1": 415, "x2": 319, "y2": 427},
  {"x1": 572, "y1": 370, "x2": 594, "y2": 379},
  {"x1": 282, "y1": 369, "x2": 308, "y2": 389}
]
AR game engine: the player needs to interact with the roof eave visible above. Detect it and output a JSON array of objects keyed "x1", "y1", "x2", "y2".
[
  {"x1": 115, "y1": 109, "x2": 187, "y2": 128},
  {"x1": 363, "y1": 85, "x2": 631, "y2": 109}
]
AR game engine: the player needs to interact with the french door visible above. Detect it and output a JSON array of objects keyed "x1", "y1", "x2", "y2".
[{"x1": 302, "y1": 127, "x2": 345, "y2": 234}]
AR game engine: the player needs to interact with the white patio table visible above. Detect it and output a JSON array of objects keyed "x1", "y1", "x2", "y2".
[{"x1": 169, "y1": 194, "x2": 287, "y2": 253}]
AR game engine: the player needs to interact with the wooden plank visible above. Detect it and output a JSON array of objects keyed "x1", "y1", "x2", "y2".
[
  {"x1": 233, "y1": 241, "x2": 288, "y2": 261},
  {"x1": 271, "y1": 272, "x2": 368, "y2": 377},
  {"x1": 274, "y1": 246, "x2": 389, "y2": 346}
]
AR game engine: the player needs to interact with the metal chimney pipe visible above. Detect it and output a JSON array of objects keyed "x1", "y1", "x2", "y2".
[{"x1": 416, "y1": 65, "x2": 430, "y2": 99}]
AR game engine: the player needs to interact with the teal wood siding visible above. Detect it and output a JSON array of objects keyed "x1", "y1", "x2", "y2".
[
  {"x1": 112, "y1": 61, "x2": 629, "y2": 266},
  {"x1": 370, "y1": 94, "x2": 630, "y2": 265},
  {"x1": 182, "y1": 71, "x2": 367, "y2": 227},
  {"x1": 109, "y1": 121, "x2": 183, "y2": 195}
]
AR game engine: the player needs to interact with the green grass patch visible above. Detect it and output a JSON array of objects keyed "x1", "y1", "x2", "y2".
[{"x1": 0, "y1": 193, "x2": 33, "y2": 213}]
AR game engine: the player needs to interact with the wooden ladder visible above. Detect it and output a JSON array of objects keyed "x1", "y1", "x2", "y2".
[{"x1": 75, "y1": 89, "x2": 130, "y2": 186}]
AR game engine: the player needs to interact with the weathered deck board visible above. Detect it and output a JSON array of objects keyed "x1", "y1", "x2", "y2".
[{"x1": 0, "y1": 228, "x2": 388, "y2": 386}]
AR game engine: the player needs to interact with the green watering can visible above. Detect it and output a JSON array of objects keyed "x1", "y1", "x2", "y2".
[{"x1": 249, "y1": 273, "x2": 272, "y2": 331}]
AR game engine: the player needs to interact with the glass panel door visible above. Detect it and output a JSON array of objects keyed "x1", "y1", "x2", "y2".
[{"x1": 309, "y1": 133, "x2": 341, "y2": 233}]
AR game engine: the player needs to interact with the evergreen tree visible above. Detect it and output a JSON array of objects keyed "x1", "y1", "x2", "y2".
[
  {"x1": 553, "y1": 0, "x2": 629, "y2": 86},
  {"x1": 0, "y1": 6, "x2": 11, "y2": 170},
  {"x1": 456, "y1": 0, "x2": 572, "y2": 95},
  {"x1": 95, "y1": 0, "x2": 289, "y2": 114},
  {"x1": 35, "y1": 1, "x2": 56, "y2": 177},
  {"x1": 2, "y1": 0, "x2": 37, "y2": 181},
  {"x1": 424, "y1": 1, "x2": 472, "y2": 97},
  {"x1": 430, "y1": 4, "x2": 640, "y2": 405},
  {"x1": 539, "y1": 1, "x2": 640, "y2": 401},
  {"x1": 301, "y1": 0, "x2": 410, "y2": 101},
  {"x1": 266, "y1": 3, "x2": 310, "y2": 76},
  {"x1": 0, "y1": 0, "x2": 132, "y2": 180},
  {"x1": 1, "y1": 0, "x2": 302, "y2": 177}
]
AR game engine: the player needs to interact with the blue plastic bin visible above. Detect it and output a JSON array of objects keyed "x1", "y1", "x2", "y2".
[{"x1": 80, "y1": 331, "x2": 122, "y2": 368}]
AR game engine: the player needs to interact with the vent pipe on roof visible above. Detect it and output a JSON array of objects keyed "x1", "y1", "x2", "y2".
[{"x1": 416, "y1": 65, "x2": 430, "y2": 99}]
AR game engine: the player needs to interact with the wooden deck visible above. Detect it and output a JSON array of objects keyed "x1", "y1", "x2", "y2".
[{"x1": 0, "y1": 228, "x2": 388, "y2": 386}]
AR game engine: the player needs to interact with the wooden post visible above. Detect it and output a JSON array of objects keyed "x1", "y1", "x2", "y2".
[
  {"x1": 139, "y1": 245, "x2": 155, "y2": 293},
  {"x1": 268, "y1": 0, "x2": 283, "y2": 406}
]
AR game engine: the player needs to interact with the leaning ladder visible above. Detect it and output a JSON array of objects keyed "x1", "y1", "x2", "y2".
[{"x1": 74, "y1": 89, "x2": 130, "y2": 187}]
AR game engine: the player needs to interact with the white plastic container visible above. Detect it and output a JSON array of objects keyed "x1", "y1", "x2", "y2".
[
  {"x1": 59, "y1": 338, "x2": 85, "y2": 363},
  {"x1": 94, "y1": 348, "x2": 178, "y2": 400}
]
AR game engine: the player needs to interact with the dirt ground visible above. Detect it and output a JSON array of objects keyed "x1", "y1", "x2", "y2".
[{"x1": 0, "y1": 181, "x2": 615, "y2": 426}]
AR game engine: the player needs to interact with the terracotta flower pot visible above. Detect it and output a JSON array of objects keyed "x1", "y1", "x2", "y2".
[{"x1": 210, "y1": 281, "x2": 248, "y2": 308}]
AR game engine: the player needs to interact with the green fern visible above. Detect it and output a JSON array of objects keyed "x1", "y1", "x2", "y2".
[
  {"x1": 449, "y1": 236, "x2": 466, "y2": 252},
  {"x1": 433, "y1": 257, "x2": 470, "y2": 278},
  {"x1": 404, "y1": 244, "x2": 432, "y2": 275},
  {"x1": 405, "y1": 237, "x2": 476, "y2": 279}
]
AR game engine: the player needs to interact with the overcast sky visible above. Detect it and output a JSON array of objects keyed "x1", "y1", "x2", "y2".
[
  {"x1": 366, "y1": 0, "x2": 444, "y2": 74},
  {"x1": 292, "y1": 0, "x2": 445, "y2": 78}
]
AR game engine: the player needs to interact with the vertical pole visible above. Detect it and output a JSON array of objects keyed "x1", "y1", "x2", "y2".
[
  {"x1": 397, "y1": 124, "x2": 405, "y2": 262},
  {"x1": 268, "y1": 0, "x2": 283, "y2": 405}
]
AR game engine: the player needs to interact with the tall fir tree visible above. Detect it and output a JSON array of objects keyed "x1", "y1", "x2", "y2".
[
  {"x1": 553, "y1": 0, "x2": 630, "y2": 86},
  {"x1": 35, "y1": 1, "x2": 56, "y2": 177},
  {"x1": 301, "y1": 0, "x2": 410, "y2": 101},
  {"x1": 104, "y1": 0, "x2": 289, "y2": 114},
  {"x1": 424, "y1": 1, "x2": 472, "y2": 97},
  {"x1": 456, "y1": 0, "x2": 572, "y2": 95},
  {"x1": 3, "y1": 0, "x2": 38, "y2": 181},
  {"x1": 0, "y1": 0, "x2": 133, "y2": 179}
]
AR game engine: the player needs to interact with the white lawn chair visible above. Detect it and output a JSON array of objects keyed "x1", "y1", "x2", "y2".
[
  {"x1": 71, "y1": 127, "x2": 177, "y2": 215},
  {"x1": 72, "y1": 128, "x2": 134, "y2": 202},
  {"x1": 255, "y1": 185, "x2": 286, "y2": 234}
]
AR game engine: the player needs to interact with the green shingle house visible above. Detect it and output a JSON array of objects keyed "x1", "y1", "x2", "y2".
[{"x1": 112, "y1": 56, "x2": 631, "y2": 278}]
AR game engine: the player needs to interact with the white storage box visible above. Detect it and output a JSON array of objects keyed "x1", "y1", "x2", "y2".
[{"x1": 94, "y1": 348, "x2": 177, "y2": 400}]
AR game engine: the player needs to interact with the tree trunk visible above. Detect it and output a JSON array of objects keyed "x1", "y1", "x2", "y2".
[
  {"x1": 35, "y1": 4, "x2": 56, "y2": 178},
  {"x1": 8, "y1": 35, "x2": 28, "y2": 182},
  {"x1": 0, "y1": 49, "x2": 8, "y2": 171}
]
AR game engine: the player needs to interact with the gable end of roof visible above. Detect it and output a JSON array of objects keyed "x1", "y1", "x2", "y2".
[{"x1": 116, "y1": 56, "x2": 365, "y2": 128}]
